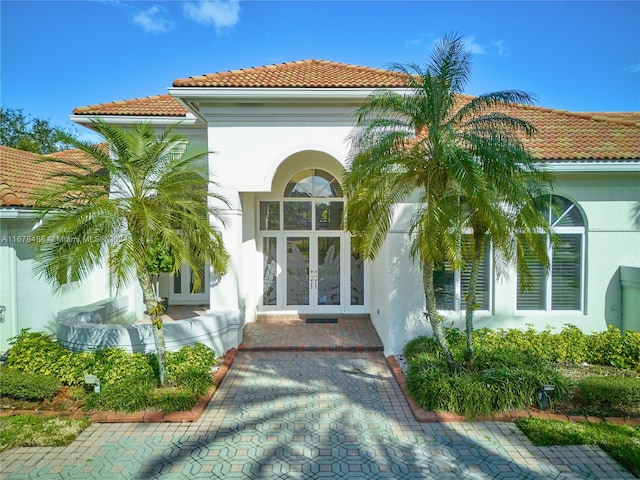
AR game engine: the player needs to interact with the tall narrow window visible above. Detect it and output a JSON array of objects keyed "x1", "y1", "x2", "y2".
[
  {"x1": 434, "y1": 236, "x2": 491, "y2": 311},
  {"x1": 517, "y1": 195, "x2": 585, "y2": 312}
]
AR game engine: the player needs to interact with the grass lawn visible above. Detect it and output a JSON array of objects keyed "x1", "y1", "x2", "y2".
[
  {"x1": 0, "y1": 415, "x2": 92, "y2": 452},
  {"x1": 515, "y1": 417, "x2": 640, "y2": 477}
]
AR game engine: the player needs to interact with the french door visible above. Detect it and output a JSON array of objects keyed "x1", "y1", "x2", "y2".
[
  {"x1": 285, "y1": 235, "x2": 341, "y2": 308},
  {"x1": 258, "y1": 169, "x2": 366, "y2": 313},
  {"x1": 169, "y1": 262, "x2": 210, "y2": 305},
  {"x1": 260, "y1": 232, "x2": 365, "y2": 313}
]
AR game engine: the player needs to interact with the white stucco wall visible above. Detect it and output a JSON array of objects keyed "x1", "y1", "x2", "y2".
[
  {"x1": 201, "y1": 102, "x2": 358, "y2": 324},
  {"x1": 0, "y1": 214, "x2": 111, "y2": 352},
  {"x1": 374, "y1": 170, "x2": 640, "y2": 355}
]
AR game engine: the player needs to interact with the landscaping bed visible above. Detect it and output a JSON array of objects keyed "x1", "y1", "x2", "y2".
[
  {"x1": 0, "y1": 330, "x2": 222, "y2": 415},
  {"x1": 403, "y1": 325, "x2": 640, "y2": 420}
]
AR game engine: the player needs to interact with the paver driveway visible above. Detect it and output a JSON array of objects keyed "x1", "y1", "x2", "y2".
[{"x1": 1, "y1": 351, "x2": 633, "y2": 479}]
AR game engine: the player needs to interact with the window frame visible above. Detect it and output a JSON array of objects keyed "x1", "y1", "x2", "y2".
[
  {"x1": 434, "y1": 236, "x2": 493, "y2": 314},
  {"x1": 516, "y1": 195, "x2": 586, "y2": 314}
]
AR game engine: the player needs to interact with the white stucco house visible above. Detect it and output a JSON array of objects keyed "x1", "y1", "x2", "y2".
[{"x1": 1, "y1": 60, "x2": 639, "y2": 355}]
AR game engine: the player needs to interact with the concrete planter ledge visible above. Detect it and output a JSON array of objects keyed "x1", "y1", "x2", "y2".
[{"x1": 57, "y1": 309, "x2": 242, "y2": 355}]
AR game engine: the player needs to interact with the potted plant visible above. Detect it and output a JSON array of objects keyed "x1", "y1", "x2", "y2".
[{"x1": 145, "y1": 237, "x2": 175, "y2": 311}]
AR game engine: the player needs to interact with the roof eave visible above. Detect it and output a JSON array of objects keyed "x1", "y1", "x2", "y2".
[
  {"x1": 536, "y1": 159, "x2": 640, "y2": 172},
  {"x1": 0, "y1": 207, "x2": 39, "y2": 218},
  {"x1": 167, "y1": 86, "x2": 412, "y2": 103},
  {"x1": 70, "y1": 113, "x2": 199, "y2": 126}
]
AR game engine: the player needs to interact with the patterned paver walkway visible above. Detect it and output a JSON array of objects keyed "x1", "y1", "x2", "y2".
[
  {"x1": 1, "y1": 351, "x2": 633, "y2": 479},
  {"x1": 240, "y1": 315, "x2": 383, "y2": 351}
]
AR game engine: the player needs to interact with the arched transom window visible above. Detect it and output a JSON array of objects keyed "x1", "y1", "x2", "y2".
[
  {"x1": 260, "y1": 169, "x2": 344, "y2": 231},
  {"x1": 284, "y1": 169, "x2": 343, "y2": 198},
  {"x1": 517, "y1": 195, "x2": 586, "y2": 312}
]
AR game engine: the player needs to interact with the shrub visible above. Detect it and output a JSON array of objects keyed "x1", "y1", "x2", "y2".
[
  {"x1": 4, "y1": 330, "x2": 217, "y2": 413},
  {"x1": 473, "y1": 324, "x2": 639, "y2": 370},
  {"x1": 166, "y1": 343, "x2": 217, "y2": 385},
  {"x1": 587, "y1": 327, "x2": 640, "y2": 370},
  {"x1": 151, "y1": 388, "x2": 199, "y2": 412},
  {"x1": 0, "y1": 368, "x2": 60, "y2": 401},
  {"x1": 403, "y1": 335, "x2": 441, "y2": 360},
  {"x1": 572, "y1": 376, "x2": 640, "y2": 417},
  {"x1": 84, "y1": 376, "x2": 155, "y2": 413},
  {"x1": 5, "y1": 329, "x2": 95, "y2": 386},
  {"x1": 405, "y1": 347, "x2": 572, "y2": 418},
  {"x1": 92, "y1": 348, "x2": 156, "y2": 386}
]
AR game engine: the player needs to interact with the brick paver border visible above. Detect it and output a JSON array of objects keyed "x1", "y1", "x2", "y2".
[
  {"x1": 3, "y1": 348, "x2": 638, "y2": 427},
  {"x1": 385, "y1": 355, "x2": 640, "y2": 426}
]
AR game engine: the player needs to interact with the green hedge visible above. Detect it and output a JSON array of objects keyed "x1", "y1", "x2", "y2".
[
  {"x1": 405, "y1": 346, "x2": 572, "y2": 419},
  {"x1": 5, "y1": 329, "x2": 219, "y2": 413},
  {"x1": 404, "y1": 324, "x2": 640, "y2": 419},
  {"x1": 573, "y1": 376, "x2": 640, "y2": 417},
  {"x1": 473, "y1": 325, "x2": 640, "y2": 370},
  {"x1": 0, "y1": 368, "x2": 61, "y2": 401}
]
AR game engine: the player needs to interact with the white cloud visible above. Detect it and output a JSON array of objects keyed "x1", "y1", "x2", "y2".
[
  {"x1": 403, "y1": 32, "x2": 435, "y2": 49},
  {"x1": 491, "y1": 40, "x2": 511, "y2": 57},
  {"x1": 622, "y1": 63, "x2": 640, "y2": 74},
  {"x1": 463, "y1": 35, "x2": 486, "y2": 55},
  {"x1": 183, "y1": 0, "x2": 240, "y2": 32},
  {"x1": 132, "y1": 5, "x2": 174, "y2": 34}
]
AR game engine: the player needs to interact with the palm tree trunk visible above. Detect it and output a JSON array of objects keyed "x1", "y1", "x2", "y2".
[
  {"x1": 422, "y1": 260, "x2": 458, "y2": 370},
  {"x1": 464, "y1": 233, "x2": 484, "y2": 366},
  {"x1": 138, "y1": 270, "x2": 168, "y2": 386}
]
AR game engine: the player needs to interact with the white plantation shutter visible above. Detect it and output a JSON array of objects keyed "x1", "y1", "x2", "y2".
[
  {"x1": 434, "y1": 236, "x2": 491, "y2": 311},
  {"x1": 517, "y1": 196, "x2": 585, "y2": 312},
  {"x1": 434, "y1": 262, "x2": 455, "y2": 310},
  {"x1": 551, "y1": 234, "x2": 582, "y2": 310},
  {"x1": 517, "y1": 246, "x2": 547, "y2": 310},
  {"x1": 461, "y1": 241, "x2": 490, "y2": 310}
]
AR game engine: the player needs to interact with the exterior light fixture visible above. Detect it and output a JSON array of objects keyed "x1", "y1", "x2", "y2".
[
  {"x1": 84, "y1": 374, "x2": 101, "y2": 394},
  {"x1": 537, "y1": 384, "x2": 555, "y2": 411}
]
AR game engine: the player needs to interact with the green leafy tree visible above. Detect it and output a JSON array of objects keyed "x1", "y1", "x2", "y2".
[
  {"x1": 32, "y1": 121, "x2": 229, "y2": 385},
  {"x1": 344, "y1": 33, "x2": 552, "y2": 370},
  {"x1": 0, "y1": 107, "x2": 79, "y2": 154}
]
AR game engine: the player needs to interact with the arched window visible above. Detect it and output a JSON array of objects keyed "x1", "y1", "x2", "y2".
[
  {"x1": 517, "y1": 195, "x2": 586, "y2": 312},
  {"x1": 284, "y1": 169, "x2": 343, "y2": 198},
  {"x1": 259, "y1": 170, "x2": 344, "y2": 231}
]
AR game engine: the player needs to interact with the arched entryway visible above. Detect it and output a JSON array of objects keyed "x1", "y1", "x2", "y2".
[{"x1": 256, "y1": 166, "x2": 367, "y2": 314}]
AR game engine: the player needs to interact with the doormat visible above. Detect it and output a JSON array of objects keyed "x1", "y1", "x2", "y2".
[{"x1": 305, "y1": 318, "x2": 338, "y2": 324}]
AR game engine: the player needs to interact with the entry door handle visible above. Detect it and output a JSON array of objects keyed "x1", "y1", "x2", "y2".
[{"x1": 310, "y1": 270, "x2": 318, "y2": 290}]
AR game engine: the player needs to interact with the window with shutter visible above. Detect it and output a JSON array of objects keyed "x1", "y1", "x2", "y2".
[
  {"x1": 517, "y1": 196, "x2": 585, "y2": 312},
  {"x1": 434, "y1": 236, "x2": 492, "y2": 312}
]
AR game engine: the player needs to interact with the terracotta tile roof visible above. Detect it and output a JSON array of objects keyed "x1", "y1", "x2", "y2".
[
  {"x1": 71, "y1": 60, "x2": 640, "y2": 161},
  {"x1": 0, "y1": 146, "x2": 99, "y2": 207},
  {"x1": 73, "y1": 94, "x2": 188, "y2": 117},
  {"x1": 492, "y1": 105, "x2": 640, "y2": 160},
  {"x1": 172, "y1": 59, "x2": 406, "y2": 88},
  {"x1": 575, "y1": 111, "x2": 640, "y2": 127}
]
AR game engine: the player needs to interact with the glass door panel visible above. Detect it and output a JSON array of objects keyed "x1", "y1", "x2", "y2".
[
  {"x1": 286, "y1": 237, "x2": 310, "y2": 305},
  {"x1": 350, "y1": 248, "x2": 364, "y2": 306},
  {"x1": 263, "y1": 237, "x2": 278, "y2": 306},
  {"x1": 317, "y1": 237, "x2": 340, "y2": 306},
  {"x1": 315, "y1": 202, "x2": 343, "y2": 230},
  {"x1": 170, "y1": 262, "x2": 209, "y2": 305}
]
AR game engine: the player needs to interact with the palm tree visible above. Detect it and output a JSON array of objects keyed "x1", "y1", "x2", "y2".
[
  {"x1": 32, "y1": 121, "x2": 229, "y2": 385},
  {"x1": 344, "y1": 33, "x2": 553, "y2": 370},
  {"x1": 460, "y1": 177, "x2": 552, "y2": 365}
]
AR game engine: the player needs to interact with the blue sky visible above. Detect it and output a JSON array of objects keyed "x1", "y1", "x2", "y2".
[{"x1": 2, "y1": 1, "x2": 639, "y2": 139}]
